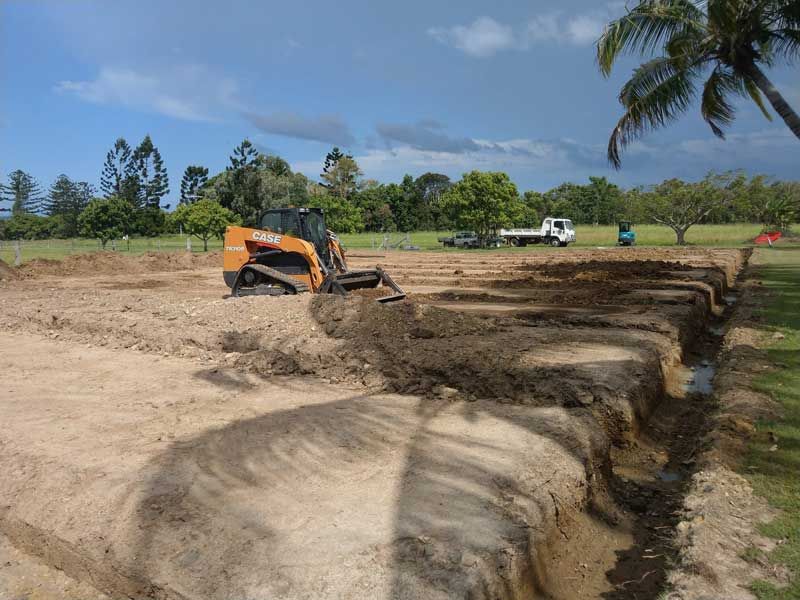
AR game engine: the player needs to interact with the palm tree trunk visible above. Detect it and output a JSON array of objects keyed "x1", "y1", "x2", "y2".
[{"x1": 744, "y1": 62, "x2": 800, "y2": 140}]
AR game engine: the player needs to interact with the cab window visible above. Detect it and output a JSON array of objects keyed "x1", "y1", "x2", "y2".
[
  {"x1": 304, "y1": 211, "x2": 327, "y2": 252},
  {"x1": 554, "y1": 220, "x2": 564, "y2": 229},
  {"x1": 261, "y1": 211, "x2": 300, "y2": 237}
]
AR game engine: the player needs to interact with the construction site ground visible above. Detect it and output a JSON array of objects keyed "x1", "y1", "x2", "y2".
[{"x1": 0, "y1": 247, "x2": 748, "y2": 599}]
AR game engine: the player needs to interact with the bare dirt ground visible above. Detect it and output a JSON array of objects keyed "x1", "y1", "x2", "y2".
[{"x1": 0, "y1": 247, "x2": 748, "y2": 599}]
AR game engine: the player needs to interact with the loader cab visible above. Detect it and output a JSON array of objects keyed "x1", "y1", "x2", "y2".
[
  {"x1": 618, "y1": 221, "x2": 636, "y2": 246},
  {"x1": 260, "y1": 207, "x2": 330, "y2": 263}
]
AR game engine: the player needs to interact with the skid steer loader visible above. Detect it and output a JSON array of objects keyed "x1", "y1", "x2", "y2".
[{"x1": 223, "y1": 207, "x2": 406, "y2": 303}]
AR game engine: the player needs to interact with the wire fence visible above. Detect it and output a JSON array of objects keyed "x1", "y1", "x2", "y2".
[{"x1": 0, "y1": 236, "x2": 222, "y2": 265}]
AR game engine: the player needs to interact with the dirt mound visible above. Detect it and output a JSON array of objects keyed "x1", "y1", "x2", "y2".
[
  {"x1": 310, "y1": 294, "x2": 495, "y2": 340},
  {"x1": 17, "y1": 251, "x2": 222, "y2": 278},
  {"x1": 522, "y1": 259, "x2": 692, "y2": 280},
  {"x1": 0, "y1": 259, "x2": 17, "y2": 281},
  {"x1": 235, "y1": 295, "x2": 668, "y2": 433}
]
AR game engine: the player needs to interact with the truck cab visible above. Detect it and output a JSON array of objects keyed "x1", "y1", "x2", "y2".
[{"x1": 542, "y1": 218, "x2": 576, "y2": 247}]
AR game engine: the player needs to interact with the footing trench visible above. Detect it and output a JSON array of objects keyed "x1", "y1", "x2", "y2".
[{"x1": 0, "y1": 248, "x2": 749, "y2": 599}]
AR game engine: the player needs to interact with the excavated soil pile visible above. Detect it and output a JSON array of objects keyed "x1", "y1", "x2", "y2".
[
  {"x1": 0, "y1": 258, "x2": 17, "y2": 281},
  {"x1": 349, "y1": 247, "x2": 745, "y2": 291},
  {"x1": 299, "y1": 295, "x2": 667, "y2": 410},
  {"x1": 16, "y1": 250, "x2": 222, "y2": 278}
]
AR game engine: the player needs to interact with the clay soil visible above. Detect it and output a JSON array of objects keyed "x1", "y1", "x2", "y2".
[{"x1": 0, "y1": 247, "x2": 747, "y2": 599}]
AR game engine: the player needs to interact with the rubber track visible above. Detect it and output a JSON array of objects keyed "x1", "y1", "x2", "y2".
[{"x1": 237, "y1": 264, "x2": 310, "y2": 294}]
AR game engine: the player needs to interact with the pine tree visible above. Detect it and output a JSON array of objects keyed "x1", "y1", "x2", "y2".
[
  {"x1": 322, "y1": 147, "x2": 348, "y2": 176},
  {"x1": 320, "y1": 156, "x2": 362, "y2": 201},
  {"x1": 227, "y1": 139, "x2": 258, "y2": 171},
  {"x1": 44, "y1": 174, "x2": 75, "y2": 216},
  {"x1": 179, "y1": 166, "x2": 209, "y2": 204},
  {"x1": 1, "y1": 170, "x2": 45, "y2": 214},
  {"x1": 75, "y1": 181, "x2": 94, "y2": 208},
  {"x1": 320, "y1": 147, "x2": 354, "y2": 191},
  {"x1": 100, "y1": 138, "x2": 134, "y2": 198},
  {"x1": 45, "y1": 175, "x2": 95, "y2": 237},
  {"x1": 147, "y1": 146, "x2": 170, "y2": 208},
  {"x1": 132, "y1": 135, "x2": 170, "y2": 209}
]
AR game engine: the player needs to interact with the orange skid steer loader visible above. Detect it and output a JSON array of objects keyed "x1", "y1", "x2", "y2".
[{"x1": 223, "y1": 207, "x2": 406, "y2": 303}]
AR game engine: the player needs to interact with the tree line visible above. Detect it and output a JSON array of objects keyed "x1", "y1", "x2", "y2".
[{"x1": 1, "y1": 135, "x2": 799, "y2": 246}]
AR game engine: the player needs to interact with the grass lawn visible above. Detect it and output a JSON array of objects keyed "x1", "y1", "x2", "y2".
[
  {"x1": 745, "y1": 246, "x2": 800, "y2": 599},
  {"x1": 339, "y1": 223, "x2": 764, "y2": 250},
  {"x1": 0, "y1": 223, "x2": 772, "y2": 264},
  {"x1": 0, "y1": 235, "x2": 219, "y2": 264}
]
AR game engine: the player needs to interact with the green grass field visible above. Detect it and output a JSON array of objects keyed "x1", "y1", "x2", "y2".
[
  {"x1": 339, "y1": 223, "x2": 766, "y2": 250},
  {"x1": 0, "y1": 223, "x2": 771, "y2": 264},
  {"x1": 744, "y1": 246, "x2": 800, "y2": 599}
]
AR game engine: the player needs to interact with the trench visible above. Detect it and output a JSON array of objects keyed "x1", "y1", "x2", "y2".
[
  {"x1": 532, "y1": 290, "x2": 739, "y2": 600},
  {"x1": 0, "y1": 251, "x2": 748, "y2": 600}
]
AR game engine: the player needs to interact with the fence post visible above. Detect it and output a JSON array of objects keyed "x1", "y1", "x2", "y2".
[
  {"x1": 186, "y1": 237, "x2": 192, "y2": 252},
  {"x1": 14, "y1": 240, "x2": 22, "y2": 266},
  {"x1": 112, "y1": 239, "x2": 117, "y2": 251},
  {"x1": 70, "y1": 239, "x2": 75, "y2": 254},
  {"x1": 157, "y1": 240, "x2": 161, "y2": 252}
]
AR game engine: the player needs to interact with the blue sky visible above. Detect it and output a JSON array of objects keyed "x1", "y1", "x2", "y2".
[{"x1": 1, "y1": 0, "x2": 799, "y2": 209}]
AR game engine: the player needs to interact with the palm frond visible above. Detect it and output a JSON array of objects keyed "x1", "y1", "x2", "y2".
[
  {"x1": 768, "y1": 0, "x2": 800, "y2": 29},
  {"x1": 706, "y1": 0, "x2": 741, "y2": 33},
  {"x1": 608, "y1": 57, "x2": 699, "y2": 167},
  {"x1": 597, "y1": 0, "x2": 706, "y2": 76},
  {"x1": 770, "y1": 28, "x2": 800, "y2": 61},
  {"x1": 743, "y1": 77, "x2": 774, "y2": 121},
  {"x1": 701, "y1": 66, "x2": 745, "y2": 137}
]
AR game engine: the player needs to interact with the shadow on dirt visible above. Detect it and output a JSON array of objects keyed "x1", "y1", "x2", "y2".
[
  {"x1": 123, "y1": 312, "x2": 675, "y2": 598},
  {"x1": 125, "y1": 382, "x2": 615, "y2": 598}
]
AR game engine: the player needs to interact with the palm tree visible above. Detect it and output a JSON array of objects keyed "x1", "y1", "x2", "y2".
[{"x1": 597, "y1": 0, "x2": 800, "y2": 168}]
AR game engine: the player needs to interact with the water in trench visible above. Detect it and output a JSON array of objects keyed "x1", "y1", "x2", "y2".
[{"x1": 544, "y1": 312, "x2": 731, "y2": 600}]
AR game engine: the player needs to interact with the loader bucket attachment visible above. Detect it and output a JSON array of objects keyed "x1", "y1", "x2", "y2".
[{"x1": 321, "y1": 268, "x2": 406, "y2": 303}]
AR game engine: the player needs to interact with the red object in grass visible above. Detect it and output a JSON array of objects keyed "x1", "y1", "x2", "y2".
[{"x1": 754, "y1": 231, "x2": 782, "y2": 244}]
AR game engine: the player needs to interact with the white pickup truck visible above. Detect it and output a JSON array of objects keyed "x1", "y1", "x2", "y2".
[{"x1": 500, "y1": 218, "x2": 576, "y2": 247}]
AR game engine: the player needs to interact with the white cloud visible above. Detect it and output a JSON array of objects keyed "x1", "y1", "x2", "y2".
[
  {"x1": 430, "y1": 5, "x2": 622, "y2": 57},
  {"x1": 291, "y1": 126, "x2": 799, "y2": 189},
  {"x1": 292, "y1": 135, "x2": 606, "y2": 185},
  {"x1": 427, "y1": 17, "x2": 516, "y2": 58},
  {"x1": 526, "y1": 14, "x2": 561, "y2": 43},
  {"x1": 524, "y1": 11, "x2": 610, "y2": 46},
  {"x1": 564, "y1": 15, "x2": 605, "y2": 45},
  {"x1": 55, "y1": 65, "x2": 241, "y2": 121},
  {"x1": 618, "y1": 128, "x2": 799, "y2": 181}
]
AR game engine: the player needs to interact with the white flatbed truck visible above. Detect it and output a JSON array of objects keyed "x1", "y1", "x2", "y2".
[{"x1": 500, "y1": 218, "x2": 576, "y2": 247}]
